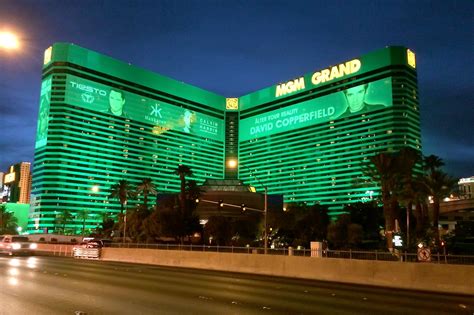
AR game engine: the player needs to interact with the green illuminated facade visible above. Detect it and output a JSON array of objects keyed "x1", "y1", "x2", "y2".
[{"x1": 29, "y1": 44, "x2": 420, "y2": 233}]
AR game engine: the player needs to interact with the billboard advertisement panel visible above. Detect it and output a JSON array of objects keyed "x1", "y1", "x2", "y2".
[
  {"x1": 64, "y1": 75, "x2": 224, "y2": 141},
  {"x1": 240, "y1": 78, "x2": 392, "y2": 141},
  {"x1": 35, "y1": 77, "x2": 52, "y2": 149}
]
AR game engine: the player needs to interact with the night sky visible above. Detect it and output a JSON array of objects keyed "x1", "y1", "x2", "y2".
[{"x1": 0, "y1": 0, "x2": 472, "y2": 178}]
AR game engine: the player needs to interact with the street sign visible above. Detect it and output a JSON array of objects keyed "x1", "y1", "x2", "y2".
[{"x1": 417, "y1": 248, "x2": 431, "y2": 262}]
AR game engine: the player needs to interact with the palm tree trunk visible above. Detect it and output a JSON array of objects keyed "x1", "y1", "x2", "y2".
[
  {"x1": 414, "y1": 202, "x2": 423, "y2": 238},
  {"x1": 432, "y1": 197, "x2": 441, "y2": 246},
  {"x1": 180, "y1": 174, "x2": 186, "y2": 210},
  {"x1": 383, "y1": 194, "x2": 394, "y2": 250}
]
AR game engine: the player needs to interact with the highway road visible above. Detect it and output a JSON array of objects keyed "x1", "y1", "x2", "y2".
[{"x1": 0, "y1": 255, "x2": 473, "y2": 314}]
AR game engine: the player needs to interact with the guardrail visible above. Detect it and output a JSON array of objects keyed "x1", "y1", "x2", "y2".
[{"x1": 100, "y1": 243, "x2": 474, "y2": 265}]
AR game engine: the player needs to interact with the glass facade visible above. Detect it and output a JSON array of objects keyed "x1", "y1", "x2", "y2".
[{"x1": 28, "y1": 44, "x2": 420, "y2": 233}]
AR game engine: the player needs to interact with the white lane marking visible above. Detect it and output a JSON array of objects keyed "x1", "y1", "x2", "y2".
[{"x1": 198, "y1": 296, "x2": 213, "y2": 300}]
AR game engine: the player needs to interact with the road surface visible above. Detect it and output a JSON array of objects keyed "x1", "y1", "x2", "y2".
[{"x1": 0, "y1": 255, "x2": 472, "y2": 314}]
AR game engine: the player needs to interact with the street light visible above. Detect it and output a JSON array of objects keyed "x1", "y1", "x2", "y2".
[
  {"x1": 0, "y1": 31, "x2": 20, "y2": 50},
  {"x1": 227, "y1": 159, "x2": 268, "y2": 255}
]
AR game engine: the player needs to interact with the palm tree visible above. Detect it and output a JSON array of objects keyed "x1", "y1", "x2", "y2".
[
  {"x1": 0, "y1": 205, "x2": 18, "y2": 234},
  {"x1": 77, "y1": 210, "x2": 89, "y2": 236},
  {"x1": 393, "y1": 147, "x2": 421, "y2": 247},
  {"x1": 423, "y1": 169, "x2": 457, "y2": 245},
  {"x1": 186, "y1": 180, "x2": 202, "y2": 201},
  {"x1": 136, "y1": 178, "x2": 157, "y2": 210},
  {"x1": 109, "y1": 180, "x2": 133, "y2": 214},
  {"x1": 423, "y1": 155, "x2": 445, "y2": 174},
  {"x1": 364, "y1": 151, "x2": 399, "y2": 248},
  {"x1": 56, "y1": 210, "x2": 73, "y2": 234},
  {"x1": 174, "y1": 164, "x2": 193, "y2": 209}
]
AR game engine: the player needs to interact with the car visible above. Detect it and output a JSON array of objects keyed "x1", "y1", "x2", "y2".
[
  {"x1": 73, "y1": 239, "x2": 103, "y2": 259},
  {"x1": 0, "y1": 235, "x2": 37, "y2": 256}
]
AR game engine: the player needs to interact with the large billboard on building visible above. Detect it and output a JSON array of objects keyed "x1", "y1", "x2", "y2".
[
  {"x1": 240, "y1": 78, "x2": 392, "y2": 141},
  {"x1": 65, "y1": 75, "x2": 224, "y2": 140}
]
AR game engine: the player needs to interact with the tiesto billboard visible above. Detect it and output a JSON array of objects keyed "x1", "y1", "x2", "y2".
[
  {"x1": 240, "y1": 78, "x2": 392, "y2": 141},
  {"x1": 65, "y1": 75, "x2": 224, "y2": 141}
]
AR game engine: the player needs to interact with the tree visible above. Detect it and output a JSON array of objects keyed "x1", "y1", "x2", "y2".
[
  {"x1": 363, "y1": 151, "x2": 399, "y2": 249},
  {"x1": 204, "y1": 216, "x2": 233, "y2": 246},
  {"x1": 97, "y1": 213, "x2": 115, "y2": 238},
  {"x1": 293, "y1": 203, "x2": 330, "y2": 246},
  {"x1": 345, "y1": 201, "x2": 384, "y2": 241},
  {"x1": 174, "y1": 164, "x2": 193, "y2": 210},
  {"x1": 56, "y1": 210, "x2": 73, "y2": 234},
  {"x1": 136, "y1": 178, "x2": 157, "y2": 210},
  {"x1": 423, "y1": 154, "x2": 445, "y2": 174},
  {"x1": 109, "y1": 180, "x2": 133, "y2": 214},
  {"x1": 124, "y1": 205, "x2": 151, "y2": 242},
  {"x1": 0, "y1": 204, "x2": 18, "y2": 234},
  {"x1": 423, "y1": 169, "x2": 457, "y2": 245},
  {"x1": 363, "y1": 147, "x2": 421, "y2": 250},
  {"x1": 186, "y1": 180, "x2": 202, "y2": 202},
  {"x1": 327, "y1": 214, "x2": 363, "y2": 249},
  {"x1": 141, "y1": 209, "x2": 162, "y2": 242},
  {"x1": 77, "y1": 210, "x2": 89, "y2": 236}
]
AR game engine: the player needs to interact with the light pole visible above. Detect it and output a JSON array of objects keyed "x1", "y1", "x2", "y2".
[{"x1": 228, "y1": 159, "x2": 268, "y2": 254}]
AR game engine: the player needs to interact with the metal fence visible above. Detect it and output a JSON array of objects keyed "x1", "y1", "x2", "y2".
[{"x1": 103, "y1": 242, "x2": 474, "y2": 265}]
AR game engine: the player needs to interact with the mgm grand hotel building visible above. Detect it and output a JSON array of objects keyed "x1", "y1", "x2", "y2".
[{"x1": 28, "y1": 43, "x2": 420, "y2": 233}]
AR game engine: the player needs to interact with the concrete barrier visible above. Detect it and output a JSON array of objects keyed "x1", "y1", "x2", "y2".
[
  {"x1": 36, "y1": 243, "x2": 75, "y2": 257},
  {"x1": 101, "y1": 248, "x2": 474, "y2": 295}
]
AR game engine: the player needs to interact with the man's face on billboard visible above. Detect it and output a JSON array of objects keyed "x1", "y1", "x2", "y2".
[
  {"x1": 109, "y1": 90, "x2": 125, "y2": 113},
  {"x1": 345, "y1": 85, "x2": 367, "y2": 111}
]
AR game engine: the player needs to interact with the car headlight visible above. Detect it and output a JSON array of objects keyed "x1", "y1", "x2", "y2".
[
  {"x1": 30, "y1": 243, "x2": 37, "y2": 249},
  {"x1": 12, "y1": 243, "x2": 21, "y2": 250}
]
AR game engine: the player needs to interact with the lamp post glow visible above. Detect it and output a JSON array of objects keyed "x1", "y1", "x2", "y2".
[
  {"x1": 228, "y1": 159, "x2": 268, "y2": 254},
  {"x1": 91, "y1": 185, "x2": 99, "y2": 193},
  {"x1": 0, "y1": 32, "x2": 19, "y2": 50}
]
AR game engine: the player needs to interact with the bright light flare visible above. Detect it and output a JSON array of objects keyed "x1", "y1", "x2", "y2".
[
  {"x1": 9, "y1": 259, "x2": 21, "y2": 267},
  {"x1": 227, "y1": 159, "x2": 237, "y2": 168},
  {"x1": 27, "y1": 257, "x2": 37, "y2": 269},
  {"x1": 0, "y1": 32, "x2": 20, "y2": 49},
  {"x1": 11, "y1": 243, "x2": 21, "y2": 250}
]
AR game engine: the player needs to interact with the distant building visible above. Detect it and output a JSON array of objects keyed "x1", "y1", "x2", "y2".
[
  {"x1": 3, "y1": 162, "x2": 32, "y2": 204},
  {"x1": 459, "y1": 176, "x2": 474, "y2": 199},
  {"x1": 0, "y1": 171, "x2": 5, "y2": 202}
]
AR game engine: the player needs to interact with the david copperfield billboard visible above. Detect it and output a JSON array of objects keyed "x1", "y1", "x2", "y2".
[
  {"x1": 240, "y1": 78, "x2": 392, "y2": 141},
  {"x1": 65, "y1": 74, "x2": 224, "y2": 141}
]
